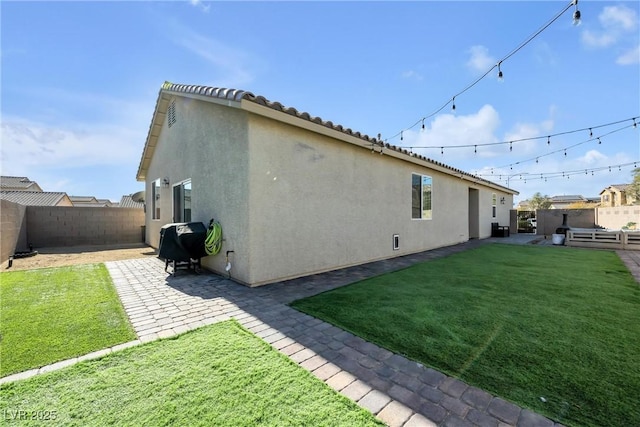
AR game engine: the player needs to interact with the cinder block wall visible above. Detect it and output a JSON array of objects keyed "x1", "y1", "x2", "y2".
[
  {"x1": 26, "y1": 207, "x2": 145, "y2": 248},
  {"x1": 596, "y1": 206, "x2": 640, "y2": 230},
  {"x1": 536, "y1": 209, "x2": 596, "y2": 236},
  {"x1": 1, "y1": 200, "x2": 28, "y2": 261}
]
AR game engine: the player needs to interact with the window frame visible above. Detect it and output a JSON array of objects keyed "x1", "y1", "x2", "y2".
[
  {"x1": 173, "y1": 179, "x2": 192, "y2": 223},
  {"x1": 411, "y1": 173, "x2": 433, "y2": 220},
  {"x1": 492, "y1": 193, "x2": 497, "y2": 218},
  {"x1": 152, "y1": 178, "x2": 161, "y2": 220}
]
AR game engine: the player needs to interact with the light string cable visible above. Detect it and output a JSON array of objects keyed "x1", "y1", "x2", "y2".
[
  {"x1": 406, "y1": 116, "x2": 638, "y2": 152},
  {"x1": 488, "y1": 161, "x2": 639, "y2": 185},
  {"x1": 478, "y1": 121, "x2": 639, "y2": 174},
  {"x1": 387, "y1": 0, "x2": 578, "y2": 144}
]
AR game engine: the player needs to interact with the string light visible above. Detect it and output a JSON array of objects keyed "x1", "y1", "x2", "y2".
[
  {"x1": 497, "y1": 62, "x2": 504, "y2": 81},
  {"x1": 485, "y1": 123, "x2": 634, "y2": 171},
  {"x1": 385, "y1": 0, "x2": 582, "y2": 143},
  {"x1": 403, "y1": 116, "x2": 636, "y2": 151},
  {"x1": 572, "y1": 0, "x2": 581, "y2": 26},
  {"x1": 598, "y1": 137, "x2": 602, "y2": 144},
  {"x1": 479, "y1": 161, "x2": 639, "y2": 184},
  {"x1": 589, "y1": 128, "x2": 593, "y2": 137}
]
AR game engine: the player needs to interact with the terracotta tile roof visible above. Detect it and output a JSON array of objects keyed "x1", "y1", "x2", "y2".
[
  {"x1": 137, "y1": 82, "x2": 516, "y2": 194},
  {"x1": 0, "y1": 191, "x2": 69, "y2": 206}
]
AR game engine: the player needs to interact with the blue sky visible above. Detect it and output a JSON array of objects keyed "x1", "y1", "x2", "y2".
[{"x1": 2, "y1": 1, "x2": 639, "y2": 204}]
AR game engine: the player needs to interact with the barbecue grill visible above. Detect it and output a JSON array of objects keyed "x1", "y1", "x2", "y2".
[{"x1": 159, "y1": 222, "x2": 208, "y2": 275}]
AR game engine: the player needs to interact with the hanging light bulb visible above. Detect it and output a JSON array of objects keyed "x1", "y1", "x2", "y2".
[
  {"x1": 633, "y1": 118, "x2": 638, "y2": 128},
  {"x1": 451, "y1": 97, "x2": 456, "y2": 112},
  {"x1": 589, "y1": 128, "x2": 593, "y2": 137},
  {"x1": 509, "y1": 141, "x2": 513, "y2": 152},
  {"x1": 598, "y1": 137, "x2": 602, "y2": 144},
  {"x1": 497, "y1": 62, "x2": 504, "y2": 81},
  {"x1": 564, "y1": 150, "x2": 567, "y2": 156},
  {"x1": 474, "y1": 145, "x2": 477, "y2": 154},
  {"x1": 536, "y1": 157, "x2": 539, "y2": 164},
  {"x1": 400, "y1": 131, "x2": 403, "y2": 141},
  {"x1": 440, "y1": 147, "x2": 444, "y2": 155},
  {"x1": 572, "y1": 0, "x2": 581, "y2": 26},
  {"x1": 547, "y1": 136, "x2": 550, "y2": 145},
  {"x1": 421, "y1": 119, "x2": 425, "y2": 131}
]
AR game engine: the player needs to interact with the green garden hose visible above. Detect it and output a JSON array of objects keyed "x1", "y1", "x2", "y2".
[{"x1": 205, "y1": 220, "x2": 222, "y2": 256}]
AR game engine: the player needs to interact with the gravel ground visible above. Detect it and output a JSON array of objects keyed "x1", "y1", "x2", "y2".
[{"x1": 2, "y1": 243, "x2": 157, "y2": 272}]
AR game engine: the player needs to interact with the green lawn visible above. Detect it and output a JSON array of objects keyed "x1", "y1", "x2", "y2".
[
  {"x1": 0, "y1": 264, "x2": 136, "y2": 376},
  {"x1": 0, "y1": 320, "x2": 381, "y2": 427},
  {"x1": 291, "y1": 244, "x2": 640, "y2": 427}
]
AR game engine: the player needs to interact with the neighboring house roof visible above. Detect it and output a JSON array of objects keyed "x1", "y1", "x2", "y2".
[
  {"x1": 119, "y1": 194, "x2": 144, "y2": 208},
  {"x1": 70, "y1": 196, "x2": 100, "y2": 203},
  {"x1": 137, "y1": 82, "x2": 517, "y2": 195},
  {"x1": 0, "y1": 190, "x2": 71, "y2": 206},
  {"x1": 0, "y1": 176, "x2": 43, "y2": 192},
  {"x1": 599, "y1": 184, "x2": 631, "y2": 195},
  {"x1": 70, "y1": 196, "x2": 115, "y2": 207},
  {"x1": 550, "y1": 195, "x2": 586, "y2": 202}
]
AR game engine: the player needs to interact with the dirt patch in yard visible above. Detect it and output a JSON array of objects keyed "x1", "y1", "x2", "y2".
[{"x1": 2, "y1": 243, "x2": 158, "y2": 272}]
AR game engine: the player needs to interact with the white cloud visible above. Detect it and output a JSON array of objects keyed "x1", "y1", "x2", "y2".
[
  {"x1": 189, "y1": 0, "x2": 210, "y2": 13},
  {"x1": 581, "y1": 30, "x2": 617, "y2": 48},
  {"x1": 581, "y1": 5, "x2": 639, "y2": 50},
  {"x1": 172, "y1": 26, "x2": 258, "y2": 88},
  {"x1": 0, "y1": 116, "x2": 143, "y2": 175},
  {"x1": 401, "y1": 104, "x2": 501, "y2": 159},
  {"x1": 401, "y1": 70, "x2": 423, "y2": 81},
  {"x1": 466, "y1": 45, "x2": 495, "y2": 73},
  {"x1": 616, "y1": 44, "x2": 640, "y2": 65},
  {"x1": 600, "y1": 5, "x2": 638, "y2": 31}
]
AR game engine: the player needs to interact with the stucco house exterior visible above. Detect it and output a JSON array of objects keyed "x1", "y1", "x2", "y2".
[
  {"x1": 600, "y1": 184, "x2": 636, "y2": 207},
  {"x1": 136, "y1": 83, "x2": 516, "y2": 286}
]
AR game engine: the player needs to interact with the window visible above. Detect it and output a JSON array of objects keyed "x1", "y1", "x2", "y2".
[
  {"x1": 492, "y1": 193, "x2": 497, "y2": 218},
  {"x1": 152, "y1": 179, "x2": 161, "y2": 220},
  {"x1": 173, "y1": 179, "x2": 192, "y2": 222},
  {"x1": 412, "y1": 174, "x2": 432, "y2": 219}
]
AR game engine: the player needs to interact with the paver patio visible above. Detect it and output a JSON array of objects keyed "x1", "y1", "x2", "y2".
[
  {"x1": 107, "y1": 237, "x2": 559, "y2": 427},
  {"x1": 5, "y1": 235, "x2": 638, "y2": 426}
]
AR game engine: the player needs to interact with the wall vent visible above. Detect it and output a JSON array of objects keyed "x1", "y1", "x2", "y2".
[
  {"x1": 167, "y1": 100, "x2": 176, "y2": 128},
  {"x1": 393, "y1": 234, "x2": 400, "y2": 250}
]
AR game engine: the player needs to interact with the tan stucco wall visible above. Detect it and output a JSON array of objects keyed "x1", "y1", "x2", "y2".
[
  {"x1": 536, "y1": 209, "x2": 596, "y2": 235},
  {"x1": 244, "y1": 114, "x2": 511, "y2": 285},
  {"x1": 1, "y1": 199, "x2": 27, "y2": 261},
  {"x1": 143, "y1": 97, "x2": 251, "y2": 281},
  {"x1": 596, "y1": 206, "x2": 640, "y2": 229},
  {"x1": 143, "y1": 96, "x2": 513, "y2": 286}
]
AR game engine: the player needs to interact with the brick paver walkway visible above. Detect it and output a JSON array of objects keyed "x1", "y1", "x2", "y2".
[
  {"x1": 6, "y1": 236, "x2": 636, "y2": 426},
  {"x1": 111, "y1": 239, "x2": 559, "y2": 427}
]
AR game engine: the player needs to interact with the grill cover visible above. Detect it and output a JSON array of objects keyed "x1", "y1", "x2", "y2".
[{"x1": 159, "y1": 222, "x2": 208, "y2": 262}]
